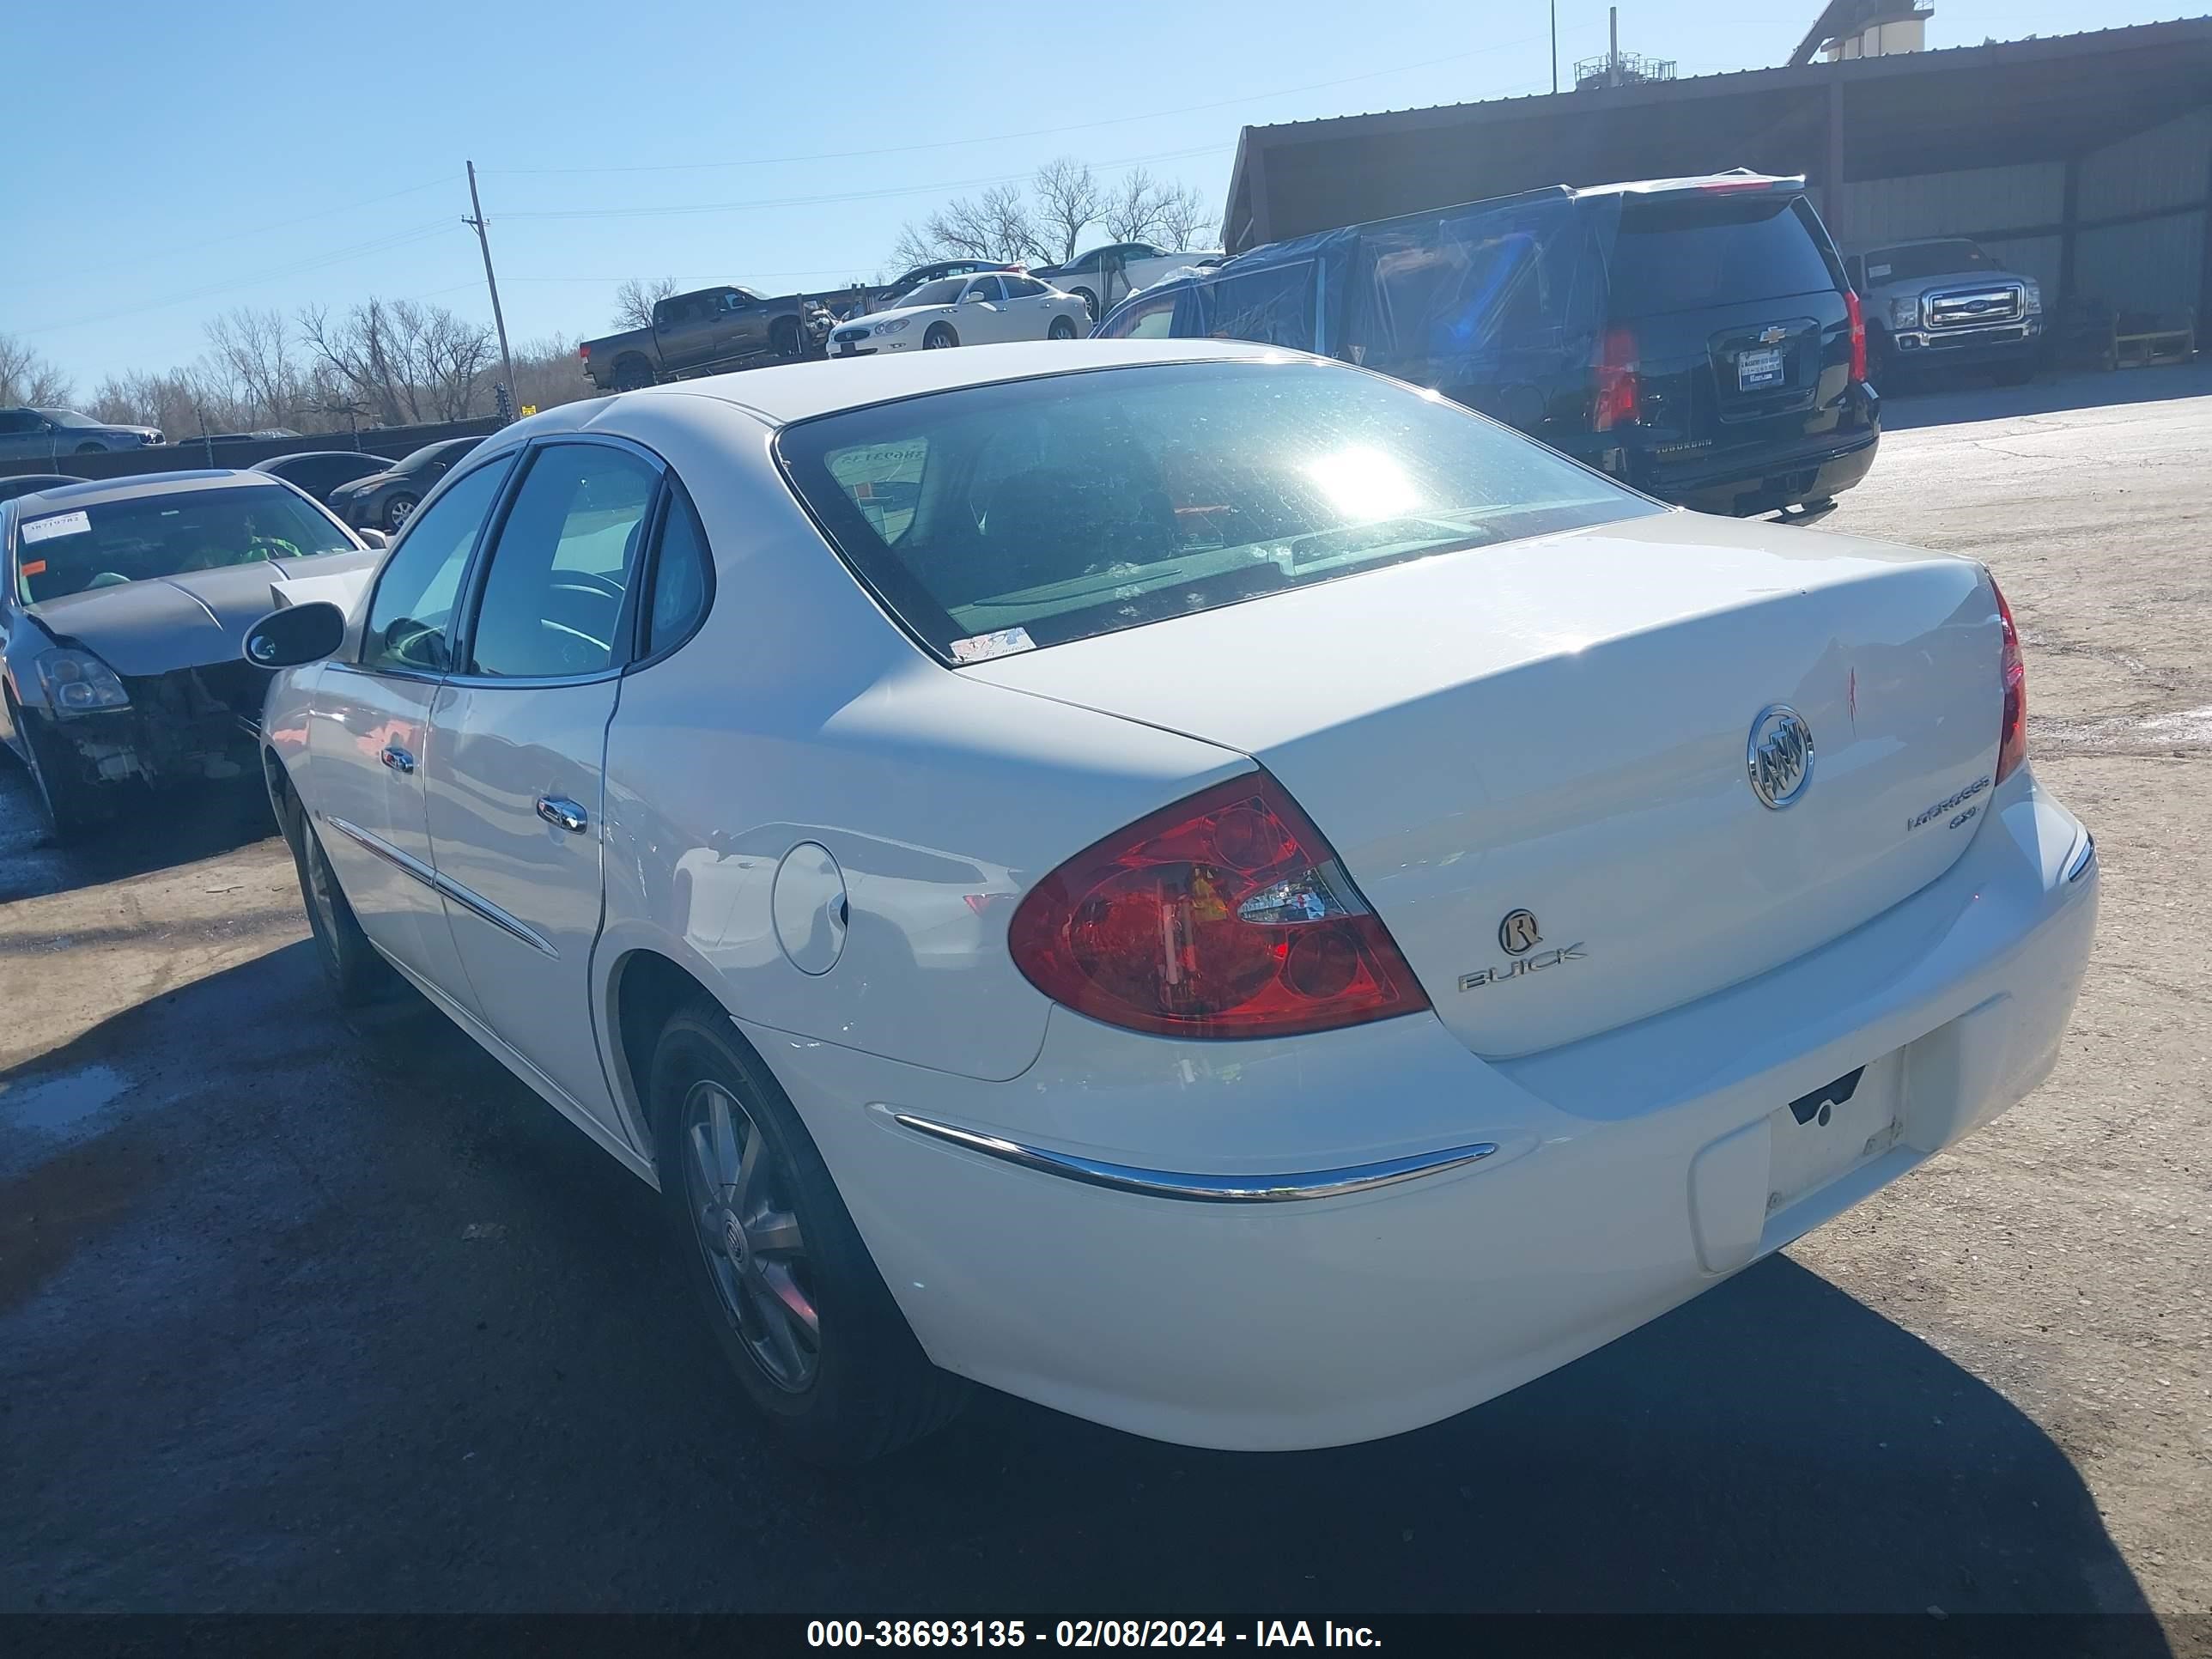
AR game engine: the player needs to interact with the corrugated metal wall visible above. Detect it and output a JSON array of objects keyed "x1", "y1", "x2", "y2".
[
  {"x1": 1826, "y1": 161, "x2": 2064, "y2": 246},
  {"x1": 1821, "y1": 107, "x2": 2206, "y2": 321}
]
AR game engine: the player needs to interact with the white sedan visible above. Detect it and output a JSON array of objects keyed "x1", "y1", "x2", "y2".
[
  {"x1": 826, "y1": 270, "x2": 1089, "y2": 357},
  {"x1": 245, "y1": 340, "x2": 2096, "y2": 1463}
]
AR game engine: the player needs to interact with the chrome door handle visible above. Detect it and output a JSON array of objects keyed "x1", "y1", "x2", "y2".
[
  {"x1": 380, "y1": 744, "x2": 416, "y2": 775},
  {"x1": 536, "y1": 795, "x2": 588, "y2": 834}
]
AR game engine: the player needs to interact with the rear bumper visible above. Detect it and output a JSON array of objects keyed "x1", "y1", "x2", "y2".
[
  {"x1": 1644, "y1": 428, "x2": 1881, "y2": 516},
  {"x1": 750, "y1": 769, "x2": 2096, "y2": 1450}
]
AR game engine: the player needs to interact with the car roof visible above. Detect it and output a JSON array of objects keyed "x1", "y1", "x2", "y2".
[
  {"x1": 538, "y1": 338, "x2": 1301, "y2": 430},
  {"x1": 8, "y1": 469, "x2": 274, "y2": 516},
  {"x1": 253, "y1": 450, "x2": 392, "y2": 466}
]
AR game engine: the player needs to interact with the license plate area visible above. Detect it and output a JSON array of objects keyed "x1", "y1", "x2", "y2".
[
  {"x1": 1737, "y1": 345, "x2": 1786, "y2": 390},
  {"x1": 1765, "y1": 1052, "x2": 1902, "y2": 1216}
]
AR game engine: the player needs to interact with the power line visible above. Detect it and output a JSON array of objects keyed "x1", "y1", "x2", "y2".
[
  {"x1": 497, "y1": 143, "x2": 1235, "y2": 223},
  {"x1": 483, "y1": 35, "x2": 1547, "y2": 179}
]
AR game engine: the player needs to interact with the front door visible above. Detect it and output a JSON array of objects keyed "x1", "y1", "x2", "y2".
[
  {"x1": 311, "y1": 454, "x2": 515, "y2": 1000},
  {"x1": 422, "y1": 438, "x2": 664, "y2": 1148}
]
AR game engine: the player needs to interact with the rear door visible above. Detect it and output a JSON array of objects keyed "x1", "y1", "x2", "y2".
[
  {"x1": 1000, "y1": 273, "x2": 1060, "y2": 337},
  {"x1": 1603, "y1": 191, "x2": 1853, "y2": 469},
  {"x1": 310, "y1": 453, "x2": 515, "y2": 1004},
  {"x1": 421, "y1": 437, "x2": 666, "y2": 1148}
]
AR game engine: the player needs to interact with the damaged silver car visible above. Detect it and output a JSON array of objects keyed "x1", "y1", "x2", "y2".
[{"x1": 1, "y1": 471, "x2": 383, "y2": 841}]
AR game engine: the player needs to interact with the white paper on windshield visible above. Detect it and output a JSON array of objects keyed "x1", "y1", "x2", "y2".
[
  {"x1": 21, "y1": 510, "x2": 90, "y2": 544},
  {"x1": 949, "y1": 627, "x2": 1036, "y2": 664},
  {"x1": 1869, "y1": 263, "x2": 1893, "y2": 279}
]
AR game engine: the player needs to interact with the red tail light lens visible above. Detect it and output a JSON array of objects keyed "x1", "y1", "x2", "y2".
[
  {"x1": 1844, "y1": 288, "x2": 1868, "y2": 383},
  {"x1": 1593, "y1": 327, "x2": 1638, "y2": 431},
  {"x1": 1994, "y1": 579, "x2": 2027, "y2": 785},
  {"x1": 1007, "y1": 772, "x2": 1431, "y2": 1039},
  {"x1": 579, "y1": 343, "x2": 591, "y2": 360}
]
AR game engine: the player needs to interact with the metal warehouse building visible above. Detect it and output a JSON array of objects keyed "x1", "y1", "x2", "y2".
[{"x1": 1221, "y1": 17, "x2": 2212, "y2": 327}]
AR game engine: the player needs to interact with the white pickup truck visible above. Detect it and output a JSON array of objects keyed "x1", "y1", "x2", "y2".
[{"x1": 1846, "y1": 238, "x2": 2045, "y2": 386}]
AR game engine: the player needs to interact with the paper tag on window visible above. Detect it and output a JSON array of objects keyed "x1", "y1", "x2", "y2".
[
  {"x1": 950, "y1": 627, "x2": 1036, "y2": 663},
  {"x1": 1869, "y1": 263, "x2": 1893, "y2": 280},
  {"x1": 21, "y1": 510, "x2": 90, "y2": 544}
]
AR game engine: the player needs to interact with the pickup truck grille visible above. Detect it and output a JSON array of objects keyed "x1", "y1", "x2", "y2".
[{"x1": 1926, "y1": 284, "x2": 2024, "y2": 330}]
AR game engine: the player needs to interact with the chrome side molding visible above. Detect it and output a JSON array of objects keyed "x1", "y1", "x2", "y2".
[{"x1": 889, "y1": 1112, "x2": 1498, "y2": 1203}]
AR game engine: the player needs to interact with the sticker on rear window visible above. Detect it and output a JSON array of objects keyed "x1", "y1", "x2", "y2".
[
  {"x1": 1869, "y1": 263, "x2": 1893, "y2": 279},
  {"x1": 21, "y1": 510, "x2": 90, "y2": 544},
  {"x1": 949, "y1": 627, "x2": 1036, "y2": 663}
]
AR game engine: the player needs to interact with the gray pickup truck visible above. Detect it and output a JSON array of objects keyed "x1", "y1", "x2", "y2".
[
  {"x1": 1845, "y1": 239, "x2": 2045, "y2": 386},
  {"x1": 579, "y1": 285, "x2": 832, "y2": 392}
]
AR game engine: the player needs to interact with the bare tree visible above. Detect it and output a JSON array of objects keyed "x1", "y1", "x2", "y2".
[
  {"x1": 1100, "y1": 167, "x2": 1167, "y2": 245},
  {"x1": 204, "y1": 307, "x2": 308, "y2": 429},
  {"x1": 1030, "y1": 156, "x2": 1105, "y2": 264},
  {"x1": 899, "y1": 184, "x2": 1048, "y2": 266},
  {"x1": 613, "y1": 276, "x2": 678, "y2": 331},
  {"x1": 299, "y1": 298, "x2": 496, "y2": 426},
  {"x1": 1151, "y1": 180, "x2": 1216, "y2": 252},
  {"x1": 0, "y1": 333, "x2": 73, "y2": 407}
]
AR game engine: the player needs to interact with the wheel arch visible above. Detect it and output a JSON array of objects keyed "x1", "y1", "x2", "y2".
[{"x1": 601, "y1": 938, "x2": 754, "y2": 1179}]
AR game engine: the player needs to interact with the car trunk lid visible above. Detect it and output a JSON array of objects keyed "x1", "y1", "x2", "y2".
[{"x1": 969, "y1": 512, "x2": 2002, "y2": 1057}]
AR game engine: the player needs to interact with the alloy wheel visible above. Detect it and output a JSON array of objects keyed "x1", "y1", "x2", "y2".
[{"x1": 680, "y1": 1078, "x2": 819, "y2": 1393}]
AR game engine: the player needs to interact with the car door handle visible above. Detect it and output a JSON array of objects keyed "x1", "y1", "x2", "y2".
[
  {"x1": 536, "y1": 795, "x2": 588, "y2": 834},
  {"x1": 380, "y1": 744, "x2": 416, "y2": 774}
]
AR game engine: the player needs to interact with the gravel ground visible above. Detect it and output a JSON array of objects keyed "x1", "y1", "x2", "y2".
[{"x1": 1, "y1": 367, "x2": 2207, "y2": 1638}]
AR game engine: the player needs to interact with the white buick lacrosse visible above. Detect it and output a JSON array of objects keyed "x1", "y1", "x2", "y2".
[{"x1": 246, "y1": 340, "x2": 2097, "y2": 1462}]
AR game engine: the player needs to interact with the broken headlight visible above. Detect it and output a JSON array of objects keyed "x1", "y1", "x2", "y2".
[{"x1": 36, "y1": 648, "x2": 131, "y2": 715}]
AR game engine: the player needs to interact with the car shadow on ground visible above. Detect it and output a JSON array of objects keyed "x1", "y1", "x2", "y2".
[
  {"x1": 0, "y1": 757, "x2": 279, "y2": 906},
  {"x1": 1875, "y1": 361, "x2": 2212, "y2": 433},
  {"x1": 0, "y1": 948, "x2": 2170, "y2": 1638}
]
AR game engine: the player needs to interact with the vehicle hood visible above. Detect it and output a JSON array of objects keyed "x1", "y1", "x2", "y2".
[
  {"x1": 331, "y1": 471, "x2": 402, "y2": 498},
  {"x1": 1867, "y1": 269, "x2": 2032, "y2": 296},
  {"x1": 26, "y1": 550, "x2": 380, "y2": 676},
  {"x1": 852, "y1": 301, "x2": 955, "y2": 329}
]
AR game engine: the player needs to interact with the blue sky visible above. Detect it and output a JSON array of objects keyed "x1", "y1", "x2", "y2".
[{"x1": 6, "y1": 0, "x2": 2184, "y2": 387}]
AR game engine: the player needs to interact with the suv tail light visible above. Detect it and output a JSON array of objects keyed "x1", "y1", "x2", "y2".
[
  {"x1": 1593, "y1": 326, "x2": 1638, "y2": 431},
  {"x1": 1844, "y1": 288, "x2": 1868, "y2": 384},
  {"x1": 1006, "y1": 772, "x2": 1431, "y2": 1039},
  {"x1": 1994, "y1": 578, "x2": 2027, "y2": 785}
]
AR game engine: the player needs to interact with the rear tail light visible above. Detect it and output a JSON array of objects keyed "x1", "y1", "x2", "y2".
[
  {"x1": 1993, "y1": 579, "x2": 2027, "y2": 785},
  {"x1": 1844, "y1": 288, "x2": 1868, "y2": 384},
  {"x1": 1593, "y1": 326, "x2": 1638, "y2": 431},
  {"x1": 579, "y1": 343, "x2": 591, "y2": 360},
  {"x1": 1006, "y1": 772, "x2": 1431, "y2": 1039}
]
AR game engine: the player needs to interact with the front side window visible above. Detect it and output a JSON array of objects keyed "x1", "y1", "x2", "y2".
[
  {"x1": 15, "y1": 483, "x2": 356, "y2": 605},
  {"x1": 362, "y1": 460, "x2": 511, "y2": 673},
  {"x1": 902, "y1": 278, "x2": 968, "y2": 307},
  {"x1": 962, "y1": 276, "x2": 1006, "y2": 303},
  {"x1": 465, "y1": 443, "x2": 659, "y2": 678},
  {"x1": 780, "y1": 359, "x2": 1656, "y2": 658}
]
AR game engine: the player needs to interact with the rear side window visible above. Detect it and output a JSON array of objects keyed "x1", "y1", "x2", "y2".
[
  {"x1": 779, "y1": 359, "x2": 1653, "y2": 659},
  {"x1": 645, "y1": 486, "x2": 713, "y2": 655},
  {"x1": 1607, "y1": 196, "x2": 1838, "y2": 319}
]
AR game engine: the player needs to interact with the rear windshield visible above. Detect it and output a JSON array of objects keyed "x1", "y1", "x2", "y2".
[
  {"x1": 1607, "y1": 195, "x2": 1837, "y2": 319},
  {"x1": 13, "y1": 483, "x2": 355, "y2": 605},
  {"x1": 777, "y1": 359, "x2": 1655, "y2": 659}
]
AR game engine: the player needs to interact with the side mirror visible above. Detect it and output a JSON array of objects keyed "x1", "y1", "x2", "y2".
[
  {"x1": 243, "y1": 601, "x2": 347, "y2": 669},
  {"x1": 356, "y1": 527, "x2": 389, "y2": 550}
]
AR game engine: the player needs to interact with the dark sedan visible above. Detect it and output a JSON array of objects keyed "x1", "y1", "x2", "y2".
[
  {"x1": 252, "y1": 449, "x2": 396, "y2": 503},
  {"x1": 0, "y1": 471, "x2": 379, "y2": 841},
  {"x1": 0, "y1": 473, "x2": 88, "y2": 504},
  {"x1": 326, "y1": 436, "x2": 484, "y2": 532}
]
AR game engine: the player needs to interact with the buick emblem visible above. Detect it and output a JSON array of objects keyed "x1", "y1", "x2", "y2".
[
  {"x1": 1498, "y1": 909, "x2": 1543, "y2": 956},
  {"x1": 1747, "y1": 705, "x2": 1815, "y2": 810}
]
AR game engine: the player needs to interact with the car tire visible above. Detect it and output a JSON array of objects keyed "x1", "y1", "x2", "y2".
[
  {"x1": 1048, "y1": 315, "x2": 1079, "y2": 340},
  {"x1": 13, "y1": 703, "x2": 107, "y2": 844},
  {"x1": 382, "y1": 495, "x2": 417, "y2": 532},
  {"x1": 922, "y1": 324, "x2": 958, "y2": 350},
  {"x1": 282, "y1": 791, "x2": 397, "y2": 1007},
  {"x1": 1071, "y1": 287, "x2": 1098, "y2": 319},
  {"x1": 613, "y1": 357, "x2": 656, "y2": 392},
  {"x1": 649, "y1": 999, "x2": 969, "y2": 1465},
  {"x1": 771, "y1": 318, "x2": 803, "y2": 359}
]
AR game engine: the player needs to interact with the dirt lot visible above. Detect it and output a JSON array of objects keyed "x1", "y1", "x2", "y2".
[{"x1": 2, "y1": 368, "x2": 2208, "y2": 1632}]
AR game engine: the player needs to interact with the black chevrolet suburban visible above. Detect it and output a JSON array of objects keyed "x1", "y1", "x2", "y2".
[{"x1": 1096, "y1": 171, "x2": 1880, "y2": 517}]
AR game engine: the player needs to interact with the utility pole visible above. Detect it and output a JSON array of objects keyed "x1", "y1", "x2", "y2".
[
  {"x1": 463, "y1": 161, "x2": 518, "y2": 421},
  {"x1": 1551, "y1": 0, "x2": 1559, "y2": 94}
]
